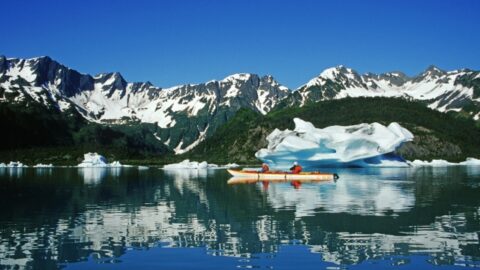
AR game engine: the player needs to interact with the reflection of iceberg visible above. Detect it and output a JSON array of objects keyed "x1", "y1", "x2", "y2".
[
  {"x1": 163, "y1": 168, "x2": 209, "y2": 180},
  {"x1": 264, "y1": 169, "x2": 415, "y2": 217},
  {"x1": 79, "y1": 168, "x2": 108, "y2": 184},
  {"x1": 256, "y1": 118, "x2": 413, "y2": 168}
]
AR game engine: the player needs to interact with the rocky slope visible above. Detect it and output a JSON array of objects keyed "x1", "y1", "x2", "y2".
[{"x1": 0, "y1": 56, "x2": 289, "y2": 153}]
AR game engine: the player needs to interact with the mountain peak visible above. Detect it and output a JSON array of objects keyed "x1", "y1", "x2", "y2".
[
  {"x1": 222, "y1": 73, "x2": 254, "y2": 82},
  {"x1": 422, "y1": 65, "x2": 445, "y2": 76}
]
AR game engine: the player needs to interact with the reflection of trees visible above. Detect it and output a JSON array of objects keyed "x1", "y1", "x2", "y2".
[{"x1": 0, "y1": 167, "x2": 479, "y2": 269}]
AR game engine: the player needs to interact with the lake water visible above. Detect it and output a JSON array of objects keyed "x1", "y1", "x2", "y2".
[{"x1": 0, "y1": 166, "x2": 479, "y2": 269}]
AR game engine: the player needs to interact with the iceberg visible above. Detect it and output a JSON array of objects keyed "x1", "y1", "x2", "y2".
[
  {"x1": 460, "y1": 158, "x2": 480, "y2": 166},
  {"x1": 34, "y1": 163, "x2": 53, "y2": 168},
  {"x1": 255, "y1": 118, "x2": 414, "y2": 168},
  {"x1": 1, "y1": 161, "x2": 28, "y2": 168},
  {"x1": 163, "y1": 159, "x2": 215, "y2": 170},
  {"x1": 163, "y1": 160, "x2": 239, "y2": 170},
  {"x1": 77, "y1": 153, "x2": 125, "y2": 168},
  {"x1": 408, "y1": 159, "x2": 454, "y2": 167},
  {"x1": 223, "y1": 163, "x2": 240, "y2": 168},
  {"x1": 409, "y1": 157, "x2": 480, "y2": 167}
]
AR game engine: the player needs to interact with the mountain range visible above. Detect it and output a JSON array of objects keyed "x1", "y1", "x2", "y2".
[{"x1": 1, "y1": 55, "x2": 479, "y2": 157}]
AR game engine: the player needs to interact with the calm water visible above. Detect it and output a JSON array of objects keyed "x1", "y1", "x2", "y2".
[{"x1": 0, "y1": 166, "x2": 479, "y2": 269}]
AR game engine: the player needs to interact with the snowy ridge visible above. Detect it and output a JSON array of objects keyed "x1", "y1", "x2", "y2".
[
  {"x1": 0, "y1": 56, "x2": 289, "y2": 152},
  {"x1": 1, "y1": 55, "x2": 479, "y2": 154},
  {"x1": 294, "y1": 65, "x2": 480, "y2": 115}
]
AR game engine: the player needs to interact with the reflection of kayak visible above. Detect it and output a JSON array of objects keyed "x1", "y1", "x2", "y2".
[
  {"x1": 227, "y1": 169, "x2": 338, "y2": 181},
  {"x1": 227, "y1": 177, "x2": 332, "y2": 185}
]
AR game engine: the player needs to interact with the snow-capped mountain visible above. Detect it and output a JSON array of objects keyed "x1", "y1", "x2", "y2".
[
  {"x1": 287, "y1": 65, "x2": 480, "y2": 119},
  {"x1": 1, "y1": 55, "x2": 479, "y2": 154},
  {"x1": 0, "y1": 56, "x2": 289, "y2": 153}
]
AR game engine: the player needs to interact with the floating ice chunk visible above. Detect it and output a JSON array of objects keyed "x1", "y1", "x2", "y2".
[
  {"x1": 138, "y1": 166, "x2": 149, "y2": 170},
  {"x1": 109, "y1": 161, "x2": 124, "y2": 167},
  {"x1": 78, "y1": 153, "x2": 108, "y2": 167},
  {"x1": 4, "y1": 161, "x2": 27, "y2": 168},
  {"x1": 162, "y1": 159, "x2": 238, "y2": 170},
  {"x1": 409, "y1": 157, "x2": 480, "y2": 167},
  {"x1": 256, "y1": 118, "x2": 413, "y2": 168},
  {"x1": 77, "y1": 153, "x2": 126, "y2": 168},
  {"x1": 459, "y1": 158, "x2": 480, "y2": 166},
  {"x1": 34, "y1": 163, "x2": 53, "y2": 168},
  {"x1": 163, "y1": 159, "x2": 218, "y2": 170},
  {"x1": 223, "y1": 163, "x2": 240, "y2": 168},
  {"x1": 408, "y1": 159, "x2": 455, "y2": 167}
]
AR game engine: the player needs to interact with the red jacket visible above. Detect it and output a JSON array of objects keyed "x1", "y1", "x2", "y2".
[{"x1": 290, "y1": 165, "x2": 302, "y2": 174}]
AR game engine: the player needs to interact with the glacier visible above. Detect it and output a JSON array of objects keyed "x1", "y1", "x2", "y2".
[{"x1": 255, "y1": 118, "x2": 414, "y2": 168}]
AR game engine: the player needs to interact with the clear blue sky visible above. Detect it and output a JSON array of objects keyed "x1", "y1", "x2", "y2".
[{"x1": 2, "y1": 0, "x2": 479, "y2": 89}]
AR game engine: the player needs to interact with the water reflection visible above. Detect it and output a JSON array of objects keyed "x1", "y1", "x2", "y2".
[{"x1": 0, "y1": 167, "x2": 478, "y2": 269}]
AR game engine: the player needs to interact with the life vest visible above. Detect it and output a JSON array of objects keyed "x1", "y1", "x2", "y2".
[{"x1": 291, "y1": 165, "x2": 302, "y2": 174}]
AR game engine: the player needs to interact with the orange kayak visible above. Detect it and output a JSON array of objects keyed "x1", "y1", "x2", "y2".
[{"x1": 227, "y1": 169, "x2": 338, "y2": 181}]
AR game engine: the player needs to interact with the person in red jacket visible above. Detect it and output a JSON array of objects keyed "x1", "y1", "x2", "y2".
[
  {"x1": 261, "y1": 163, "x2": 270, "y2": 173},
  {"x1": 290, "y1": 161, "x2": 302, "y2": 174}
]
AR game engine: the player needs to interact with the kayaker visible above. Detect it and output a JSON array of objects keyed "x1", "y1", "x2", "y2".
[
  {"x1": 290, "y1": 161, "x2": 302, "y2": 174},
  {"x1": 261, "y1": 163, "x2": 270, "y2": 173}
]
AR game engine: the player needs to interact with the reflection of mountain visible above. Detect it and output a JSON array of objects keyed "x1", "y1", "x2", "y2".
[{"x1": 0, "y1": 168, "x2": 479, "y2": 269}]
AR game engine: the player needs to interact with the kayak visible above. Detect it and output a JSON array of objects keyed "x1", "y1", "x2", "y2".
[
  {"x1": 227, "y1": 178, "x2": 332, "y2": 185},
  {"x1": 227, "y1": 169, "x2": 338, "y2": 181}
]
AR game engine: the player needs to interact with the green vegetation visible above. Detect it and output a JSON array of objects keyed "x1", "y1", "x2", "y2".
[
  {"x1": 187, "y1": 97, "x2": 480, "y2": 163},
  {"x1": 2, "y1": 97, "x2": 480, "y2": 165},
  {"x1": 0, "y1": 102, "x2": 171, "y2": 165}
]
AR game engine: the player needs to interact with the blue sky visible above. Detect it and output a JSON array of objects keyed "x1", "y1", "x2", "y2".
[{"x1": 2, "y1": 0, "x2": 479, "y2": 88}]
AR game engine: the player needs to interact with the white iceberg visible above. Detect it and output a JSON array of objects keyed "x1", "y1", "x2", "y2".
[
  {"x1": 409, "y1": 157, "x2": 480, "y2": 167},
  {"x1": 34, "y1": 163, "x2": 53, "y2": 168},
  {"x1": 408, "y1": 159, "x2": 454, "y2": 167},
  {"x1": 2, "y1": 161, "x2": 28, "y2": 168},
  {"x1": 223, "y1": 163, "x2": 240, "y2": 168},
  {"x1": 460, "y1": 157, "x2": 480, "y2": 166},
  {"x1": 255, "y1": 118, "x2": 414, "y2": 168},
  {"x1": 163, "y1": 159, "x2": 216, "y2": 170},
  {"x1": 77, "y1": 153, "x2": 126, "y2": 168},
  {"x1": 163, "y1": 159, "x2": 238, "y2": 170}
]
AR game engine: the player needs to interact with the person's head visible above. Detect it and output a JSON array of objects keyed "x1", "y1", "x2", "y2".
[
  {"x1": 293, "y1": 161, "x2": 298, "y2": 166},
  {"x1": 262, "y1": 163, "x2": 267, "y2": 166}
]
